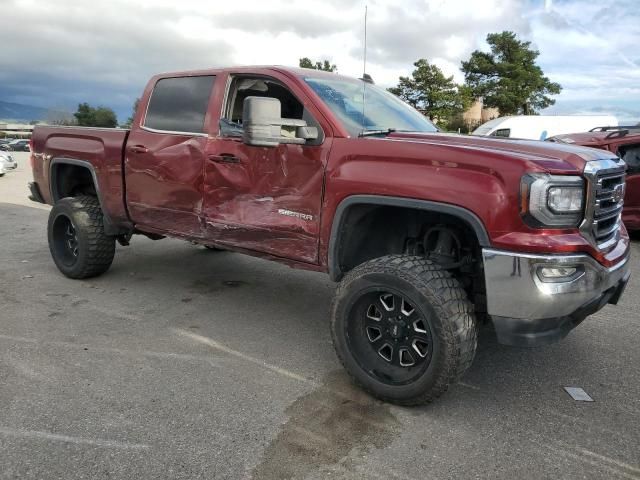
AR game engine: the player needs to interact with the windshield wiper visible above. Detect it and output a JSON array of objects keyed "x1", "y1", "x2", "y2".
[{"x1": 358, "y1": 128, "x2": 396, "y2": 137}]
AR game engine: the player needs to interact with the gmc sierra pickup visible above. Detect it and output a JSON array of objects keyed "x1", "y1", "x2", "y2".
[{"x1": 29, "y1": 66, "x2": 630, "y2": 405}]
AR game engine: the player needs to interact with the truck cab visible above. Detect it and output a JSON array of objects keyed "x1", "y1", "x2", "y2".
[{"x1": 29, "y1": 66, "x2": 631, "y2": 405}]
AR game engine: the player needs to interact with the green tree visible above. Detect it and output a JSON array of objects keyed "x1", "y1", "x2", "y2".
[
  {"x1": 123, "y1": 98, "x2": 140, "y2": 128},
  {"x1": 299, "y1": 57, "x2": 337, "y2": 72},
  {"x1": 388, "y1": 59, "x2": 471, "y2": 126},
  {"x1": 74, "y1": 103, "x2": 95, "y2": 126},
  {"x1": 73, "y1": 103, "x2": 117, "y2": 127},
  {"x1": 461, "y1": 31, "x2": 561, "y2": 115},
  {"x1": 93, "y1": 107, "x2": 118, "y2": 128}
]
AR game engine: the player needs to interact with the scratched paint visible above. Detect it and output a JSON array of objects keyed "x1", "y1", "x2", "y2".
[{"x1": 202, "y1": 137, "x2": 329, "y2": 263}]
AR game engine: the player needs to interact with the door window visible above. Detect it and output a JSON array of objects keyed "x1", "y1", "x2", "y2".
[
  {"x1": 144, "y1": 75, "x2": 215, "y2": 134},
  {"x1": 220, "y1": 76, "x2": 323, "y2": 144}
]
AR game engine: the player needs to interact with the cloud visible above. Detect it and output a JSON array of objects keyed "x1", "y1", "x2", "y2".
[
  {"x1": 0, "y1": 0, "x2": 638, "y2": 123},
  {"x1": 529, "y1": 0, "x2": 640, "y2": 121}
]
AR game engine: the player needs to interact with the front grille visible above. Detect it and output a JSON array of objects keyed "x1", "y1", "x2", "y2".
[{"x1": 581, "y1": 159, "x2": 626, "y2": 250}]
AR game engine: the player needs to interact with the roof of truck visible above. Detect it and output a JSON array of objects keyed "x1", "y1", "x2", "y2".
[
  {"x1": 549, "y1": 128, "x2": 640, "y2": 147},
  {"x1": 151, "y1": 65, "x2": 362, "y2": 82}
]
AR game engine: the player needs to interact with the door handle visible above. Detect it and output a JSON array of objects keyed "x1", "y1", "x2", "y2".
[
  {"x1": 208, "y1": 154, "x2": 240, "y2": 164},
  {"x1": 129, "y1": 145, "x2": 149, "y2": 154}
]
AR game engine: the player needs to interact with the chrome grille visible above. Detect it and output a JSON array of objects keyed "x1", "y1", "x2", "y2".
[{"x1": 580, "y1": 158, "x2": 626, "y2": 251}]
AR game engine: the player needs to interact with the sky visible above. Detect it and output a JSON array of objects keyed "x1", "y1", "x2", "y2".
[{"x1": 0, "y1": 0, "x2": 638, "y2": 123}]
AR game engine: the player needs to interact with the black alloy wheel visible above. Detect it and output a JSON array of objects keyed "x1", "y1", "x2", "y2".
[
  {"x1": 47, "y1": 196, "x2": 116, "y2": 279},
  {"x1": 51, "y1": 214, "x2": 80, "y2": 267},
  {"x1": 331, "y1": 255, "x2": 477, "y2": 405},
  {"x1": 348, "y1": 290, "x2": 433, "y2": 385}
]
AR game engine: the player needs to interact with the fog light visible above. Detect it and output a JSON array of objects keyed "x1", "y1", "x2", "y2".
[{"x1": 537, "y1": 266, "x2": 581, "y2": 282}]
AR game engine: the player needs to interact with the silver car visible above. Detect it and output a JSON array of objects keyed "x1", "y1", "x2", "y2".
[{"x1": 0, "y1": 153, "x2": 17, "y2": 176}]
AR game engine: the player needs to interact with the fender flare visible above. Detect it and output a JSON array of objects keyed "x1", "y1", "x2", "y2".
[
  {"x1": 328, "y1": 195, "x2": 491, "y2": 281},
  {"x1": 49, "y1": 158, "x2": 130, "y2": 236}
]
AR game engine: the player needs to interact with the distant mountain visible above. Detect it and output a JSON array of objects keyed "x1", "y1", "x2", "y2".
[{"x1": 0, "y1": 100, "x2": 67, "y2": 123}]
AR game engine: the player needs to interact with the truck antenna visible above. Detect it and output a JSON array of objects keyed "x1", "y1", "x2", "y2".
[
  {"x1": 361, "y1": 5, "x2": 368, "y2": 133},
  {"x1": 363, "y1": 5, "x2": 368, "y2": 78}
]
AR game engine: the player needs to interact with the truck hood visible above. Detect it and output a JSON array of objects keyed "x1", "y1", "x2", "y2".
[{"x1": 382, "y1": 131, "x2": 617, "y2": 172}]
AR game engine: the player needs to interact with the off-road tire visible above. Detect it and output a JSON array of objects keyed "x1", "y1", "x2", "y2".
[
  {"x1": 47, "y1": 196, "x2": 116, "y2": 279},
  {"x1": 331, "y1": 255, "x2": 477, "y2": 405}
]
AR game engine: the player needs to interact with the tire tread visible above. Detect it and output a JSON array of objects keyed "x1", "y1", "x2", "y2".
[
  {"x1": 331, "y1": 255, "x2": 477, "y2": 405},
  {"x1": 48, "y1": 195, "x2": 115, "y2": 279}
]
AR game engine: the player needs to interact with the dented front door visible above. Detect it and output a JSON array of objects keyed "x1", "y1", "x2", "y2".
[{"x1": 202, "y1": 136, "x2": 328, "y2": 263}]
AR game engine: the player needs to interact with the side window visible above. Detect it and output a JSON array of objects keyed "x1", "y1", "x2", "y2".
[
  {"x1": 491, "y1": 128, "x2": 511, "y2": 138},
  {"x1": 220, "y1": 76, "x2": 323, "y2": 144},
  {"x1": 620, "y1": 144, "x2": 640, "y2": 173},
  {"x1": 144, "y1": 75, "x2": 215, "y2": 133}
]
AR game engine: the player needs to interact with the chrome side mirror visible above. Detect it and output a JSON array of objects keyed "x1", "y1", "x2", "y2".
[{"x1": 242, "y1": 96, "x2": 316, "y2": 147}]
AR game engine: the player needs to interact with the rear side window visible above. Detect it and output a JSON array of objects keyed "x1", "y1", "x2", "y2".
[{"x1": 144, "y1": 75, "x2": 215, "y2": 133}]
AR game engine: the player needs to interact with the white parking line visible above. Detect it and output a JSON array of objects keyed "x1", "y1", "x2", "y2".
[
  {"x1": 575, "y1": 447, "x2": 640, "y2": 476},
  {"x1": 172, "y1": 328, "x2": 316, "y2": 385},
  {"x1": 0, "y1": 427, "x2": 150, "y2": 450},
  {"x1": 0, "y1": 333, "x2": 221, "y2": 368}
]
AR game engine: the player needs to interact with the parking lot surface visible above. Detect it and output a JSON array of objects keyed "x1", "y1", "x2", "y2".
[{"x1": 1, "y1": 152, "x2": 639, "y2": 479}]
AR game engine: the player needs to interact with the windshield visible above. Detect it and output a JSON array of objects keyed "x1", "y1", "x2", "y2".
[{"x1": 304, "y1": 76, "x2": 437, "y2": 136}]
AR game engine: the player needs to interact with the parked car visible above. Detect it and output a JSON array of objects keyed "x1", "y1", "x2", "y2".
[
  {"x1": 28, "y1": 66, "x2": 630, "y2": 405},
  {"x1": 8, "y1": 139, "x2": 30, "y2": 151},
  {"x1": 0, "y1": 139, "x2": 11, "y2": 151},
  {"x1": 548, "y1": 126, "x2": 640, "y2": 231},
  {"x1": 472, "y1": 115, "x2": 618, "y2": 140},
  {"x1": 0, "y1": 152, "x2": 17, "y2": 176}
]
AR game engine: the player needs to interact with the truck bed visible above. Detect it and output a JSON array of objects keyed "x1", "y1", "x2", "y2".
[{"x1": 31, "y1": 125, "x2": 131, "y2": 228}]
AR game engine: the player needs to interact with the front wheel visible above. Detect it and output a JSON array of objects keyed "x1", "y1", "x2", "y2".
[
  {"x1": 47, "y1": 196, "x2": 116, "y2": 279},
  {"x1": 330, "y1": 255, "x2": 477, "y2": 405}
]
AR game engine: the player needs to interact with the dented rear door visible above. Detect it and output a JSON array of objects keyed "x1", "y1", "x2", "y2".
[{"x1": 124, "y1": 74, "x2": 216, "y2": 238}]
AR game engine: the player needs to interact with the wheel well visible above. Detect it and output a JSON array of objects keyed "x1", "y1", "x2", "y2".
[
  {"x1": 52, "y1": 163, "x2": 97, "y2": 201},
  {"x1": 331, "y1": 203, "x2": 488, "y2": 316},
  {"x1": 333, "y1": 204, "x2": 482, "y2": 273}
]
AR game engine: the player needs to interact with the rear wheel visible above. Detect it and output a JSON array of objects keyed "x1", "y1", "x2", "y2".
[
  {"x1": 331, "y1": 255, "x2": 477, "y2": 405},
  {"x1": 47, "y1": 196, "x2": 116, "y2": 279}
]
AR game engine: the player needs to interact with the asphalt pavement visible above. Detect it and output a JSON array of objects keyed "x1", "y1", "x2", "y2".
[{"x1": 1, "y1": 152, "x2": 639, "y2": 479}]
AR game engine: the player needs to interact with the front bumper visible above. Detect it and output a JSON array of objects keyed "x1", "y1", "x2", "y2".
[{"x1": 483, "y1": 248, "x2": 630, "y2": 347}]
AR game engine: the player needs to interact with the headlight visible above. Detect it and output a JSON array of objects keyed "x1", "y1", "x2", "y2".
[{"x1": 521, "y1": 174, "x2": 584, "y2": 227}]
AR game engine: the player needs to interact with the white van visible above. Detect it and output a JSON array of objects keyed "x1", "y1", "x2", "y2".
[{"x1": 471, "y1": 115, "x2": 618, "y2": 140}]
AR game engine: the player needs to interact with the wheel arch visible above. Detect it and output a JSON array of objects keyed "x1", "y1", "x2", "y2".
[
  {"x1": 328, "y1": 195, "x2": 491, "y2": 281},
  {"x1": 49, "y1": 158, "x2": 126, "y2": 236},
  {"x1": 50, "y1": 158, "x2": 101, "y2": 203}
]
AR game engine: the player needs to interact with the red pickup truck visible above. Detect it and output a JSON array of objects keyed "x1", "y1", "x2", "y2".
[
  {"x1": 29, "y1": 66, "x2": 631, "y2": 405},
  {"x1": 548, "y1": 126, "x2": 640, "y2": 231}
]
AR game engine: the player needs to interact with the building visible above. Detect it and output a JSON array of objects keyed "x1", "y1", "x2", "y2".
[
  {"x1": 462, "y1": 100, "x2": 499, "y2": 130},
  {"x1": 0, "y1": 123, "x2": 35, "y2": 139}
]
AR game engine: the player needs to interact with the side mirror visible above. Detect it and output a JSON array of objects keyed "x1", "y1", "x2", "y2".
[{"x1": 242, "y1": 96, "x2": 317, "y2": 147}]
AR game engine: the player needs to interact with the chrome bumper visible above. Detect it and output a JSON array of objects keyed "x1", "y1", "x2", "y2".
[{"x1": 483, "y1": 248, "x2": 630, "y2": 346}]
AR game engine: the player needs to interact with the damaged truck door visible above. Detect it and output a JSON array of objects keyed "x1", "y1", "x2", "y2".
[
  {"x1": 125, "y1": 75, "x2": 216, "y2": 238},
  {"x1": 203, "y1": 74, "x2": 330, "y2": 263}
]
